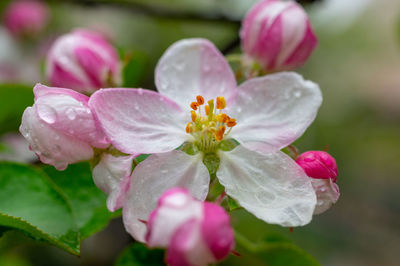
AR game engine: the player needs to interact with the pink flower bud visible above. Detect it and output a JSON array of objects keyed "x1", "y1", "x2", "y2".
[
  {"x1": 46, "y1": 29, "x2": 121, "y2": 94},
  {"x1": 240, "y1": 0, "x2": 317, "y2": 72},
  {"x1": 145, "y1": 188, "x2": 235, "y2": 266},
  {"x1": 296, "y1": 151, "x2": 339, "y2": 214},
  {"x1": 4, "y1": 0, "x2": 49, "y2": 38},
  {"x1": 296, "y1": 151, "x2": 338, "y2": 181},
  {"x1": 311, "y1": 179, "x2": 340, "y2": 215},
  {"x1": 19, "y1": 84, "x2": 110, "y2": 170}
]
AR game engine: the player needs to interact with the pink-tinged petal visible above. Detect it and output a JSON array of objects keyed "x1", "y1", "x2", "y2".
[
  {"x1": 146, "y1": 189, "x2": 203, "y2": 247},
  {"x1": 46, "y1": 29, "x2": 120, "y2": 93},
  {"x1": 123, "y1": 150, "x2": 209, "y2": 242},
  {"x1": 48, "y1": 62, "x2": 87, "y2": 92},
  {"x1": 229, "y1": 72, "x2": 322, "y2": 154},
  {"x1": 155, "y1": 39, "x2": 237, "y2": 110},
  {"x1": 34, "y1": 83, "x2": 89, "y2": 103},
  {"x1": 311, "y1": 179, "x2": 340, "y2": 215},
  {"x1": 74, "y1": 46, "x2": 105, "y2": 88},
  {"x1": 19, "y1": 107, "x2": 93, "y2": 170},
  {"x1": 240, "y1": 0, "x2": 317, "y2": 71},
  {"x1": 34, "y1": 85, "x2": 109, "y2": 149},
  {"x1": 201, "y1": 202, "x2": 235, "y2": 260},
  {"x1": 296, "y1": 151, "x2": 338, "y2": 181},
  {"x1": 89, "y1": 88, "x2": 188, "y2": 154},
  {"x1": 283, "y1": 20, "x2": 317, "y2": 69},
  {"x1": 217, "y1": 146, "x2": 316, "y2": 226},
  {"x1": 92, "y1": 153, "x2": 136, "y2": 212},
  {"x1": 167, "y1": 218, "x2": 216, "y2": 266}
]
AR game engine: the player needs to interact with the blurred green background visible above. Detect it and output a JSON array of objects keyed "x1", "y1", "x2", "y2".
[{"x1": 1, "y1": 0, "x2": 400, "y2": 265}]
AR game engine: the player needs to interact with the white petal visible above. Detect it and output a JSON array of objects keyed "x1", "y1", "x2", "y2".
[
  {"x1": 155, "y1": 39, "x2": 237, "y2": 111},
  {"x1": 123, "y1": 150, "x2": 210, "y2": 242},
  {"x1": 311, "y1": 178, "x2": 340, "y2": 215},
  {"x1": 89, "y1": 88, "x2": 188, "y2": 154},
  {"x1": 229, "y1": 72, "x2": 322, "y2": 153},
  {"x1": 92, "y1": 153, "x2": 135, "y2": 212},
  {"x1": 217, "y1": 145, "x2": 316, "y2": 226}
]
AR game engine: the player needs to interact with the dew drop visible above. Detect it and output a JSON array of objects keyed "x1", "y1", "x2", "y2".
[
  {"x1": 137, "y1": 88, "x2": 143, "y2": 95},
  {"x1": 37, "y1": 104, "x2": 57, "y2": 124},
  {"x1": 66, "y1": 108, "x2": 77, "y2": 120}
]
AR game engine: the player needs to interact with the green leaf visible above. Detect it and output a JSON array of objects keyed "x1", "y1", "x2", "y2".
[
  {"x1": 0, "y1": 84, "x2": 33, "y2": 134},
  {"x1": 122, "y1": 51, "x2": 149, "y2": 88},
  {"x1": 42, "y1": 163, "x2": 115, "y2": 239},
  {"x1": 221, "y1": 232, "x2": 320, "y2": 266},
  {"x1": 0, "y1": 162, "x2": 79, "y2": 255},
  {"x1": 115, "y1": 242, "x2": 165, "y2": 266}
]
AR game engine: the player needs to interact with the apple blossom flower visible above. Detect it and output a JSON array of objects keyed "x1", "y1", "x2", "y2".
[
  {"x1": 19, "y1": 84, "x2": 110, "y2": 170},
  {"x1": 146, "y1": 188, "x2": 234, "y2": 266},
  {"x1": 240, "y1": 0, "x2": 317, "y2": 72},
  {"x1": 89, "y1": 38, "x2": 322, "y2": 242},
  {"x1": 296, "y1": 151, "x2": 339, "y2": 214},
  {"x1": 46, "y1": 29, "x2": 121, "y2": 94},
  {"x1": 92, "y1": 153, "x2": 136, "y2": 212},
  {"x1": 4, "y1": 0, "x2": 49, "y2": 38}
]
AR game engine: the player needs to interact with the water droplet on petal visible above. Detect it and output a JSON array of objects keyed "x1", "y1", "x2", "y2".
[
  {"x1": 37, "y1": 104, "x2": 57, "y2": 124},
  {"x1": 66, "y1": 108, "x2": 77, "y2": 120}
]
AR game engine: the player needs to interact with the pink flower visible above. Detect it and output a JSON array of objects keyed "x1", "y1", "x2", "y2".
[
  {"x1": 92, "y1": 153, "x2": 136, "y2": 212},
  {"x1": 19, "y1": 84, "x2": 110, "y2": 170},
  {"x1": 296, "y1": 151, "x2": 339, "y2": 214},
  {"x1": 145, "y1": 188, "x2": 234, "y2": 266},
  {"x1": 4, "y1": 0, "x2": 49, "y2": 38},
  {"x1": 89, "y1": 39, "x2": 322, "y2": 241},
  {"x1": 241, "y1": 0, "x2": 317, "y2": 72},
  {"x1": 46, "y1": 29, "x2": 121, "y2": 94}
]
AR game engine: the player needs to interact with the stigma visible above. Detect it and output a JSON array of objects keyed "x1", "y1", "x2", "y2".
[{"x1": 185, "y1": 95, "x2": 237, "y2": 152}]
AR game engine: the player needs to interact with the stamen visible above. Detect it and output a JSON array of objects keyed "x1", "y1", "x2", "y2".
[
  {"x1": 207, "y1": 99, "x2": 214, "y2": 121},
  {"x1": 190, "y1": 102, "x2": 199, "y2": 110},
  {"x1": 215, "y1": 126, "x2": 226, "y2": 141},
  {"x1": 185, "y1": 122, "x2": 193, "y2": 133},
  {"x1": 216, "y1": 96, "x2": 226, "y2": 109},
  {"x1": 218, "y1": 113, "x2": 229, "y2": 123},
  {"x1": 191, "y1": 111, "x2": 197, "y2": 122},
  {"x1": 196, "y1": 95, "x2": 205, "y2": 105},
  {"x1": 185, "y1": 96, "x2": 237, "y2": 152},
  {"x1": 227, "y1": 118, "x2": 237, "y2": 127},
  {"x1": 205, "y1": 105, "x2": 210, "y2": 116}
]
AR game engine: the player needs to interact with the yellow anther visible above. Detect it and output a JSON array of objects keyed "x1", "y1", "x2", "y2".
[
  {"x1": 205, "y1": 105, "x2": 210, "y2": 116},
  {"x1": 185, "y1": 123, "x2": 193, "y2": 133},
  {"x1": 215, "y1": 126, "x2": 226, "y2": 141},
  {"x1": 227, "y1": 118, "x2": 237, "y2": 127},
  {"x1": 196, "y1": 95, "x2": 205, "y2": 105},
  {"x1": 191, "y1": 111, "x2": 197, "y2": 122},
  {"x1": 216, "y1": 96, "x2": 226, "y2": 110},
  {"x1": 190, "y1": 102, "x2": 199, "y2": 110}
]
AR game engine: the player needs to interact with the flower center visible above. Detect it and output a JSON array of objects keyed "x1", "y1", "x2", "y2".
[{"x1": 185, "y1": 95, "x2": 237, "y2": 152}]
